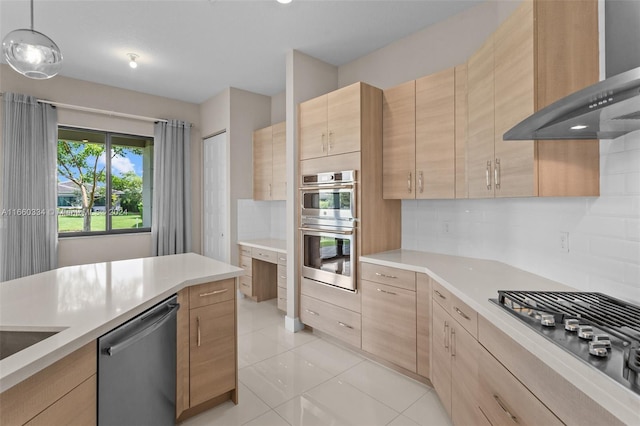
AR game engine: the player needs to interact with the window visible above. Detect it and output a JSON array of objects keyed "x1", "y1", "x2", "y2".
[{"x1": 57, "y1": 127, "x2": 153, "y2": 235}]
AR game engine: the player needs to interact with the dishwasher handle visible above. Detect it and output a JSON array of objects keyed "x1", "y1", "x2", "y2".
[{"x1": 104, "y1": 303, "x2": 180, "y2": 356}]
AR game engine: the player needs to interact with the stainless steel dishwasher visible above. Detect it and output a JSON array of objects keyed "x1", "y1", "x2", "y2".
[{"x1": 98, "y1": 295, "x2": 179, "y2": 426}]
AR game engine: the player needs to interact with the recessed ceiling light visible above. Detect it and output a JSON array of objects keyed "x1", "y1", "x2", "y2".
[
  {"x1": 570, "y1": 125, "x2": 588, "y2": 130},
  {"x1": 128, "y1": 53, "x2": 139, "y2": 69},
  {"x1": 277, "y1": 0, "x2": 292, "y2": 4}
]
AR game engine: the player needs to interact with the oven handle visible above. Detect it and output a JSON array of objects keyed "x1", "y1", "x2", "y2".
[
  {"x1": 299, "y1": 227, "x2": 354, "y2": 236},
  {"x1": 299, "y1": 183, "x2": 355, "y2": 191}
]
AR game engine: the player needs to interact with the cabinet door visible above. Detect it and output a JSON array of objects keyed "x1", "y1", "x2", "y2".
[
  {"x1": 416, "y1": 274, "x2": 431, "y2": 378},
  {"x1": 494, "y1": 0, "x2": 536, "y2": 198},
  {"x1": 190, "y1": 300, "x2": 236, "y2": 406},
  {"x1": 361, "y1": 280, "x2": 417, "y2": 372},
  {"x1": 431, "y1": 302, "x2": 452, "y2": 417},
  {"x1": 327, "y1": 83, "x2": 361, "y2": 156},
  {"x1": 467, "y1": 36, "x2": 495, "y2": 199},
  {"x1": 299, "y1": 95, "x2": 328, "y2": 160},
  {"x1": 271, "y1": 121, "x2": 287, "y2": 200},
  {"x1": 253, "y1": 126, "x2": 273, "y2": 200},
  {"x1": 416, "y1": 67, "x2": 455, "y2": 199},
  {"x1": 451, "y1": 325, "x2": 482, "y2": 426},
  {"x1": 382, "y1": 80, "x2": 416, "y2": 199}
]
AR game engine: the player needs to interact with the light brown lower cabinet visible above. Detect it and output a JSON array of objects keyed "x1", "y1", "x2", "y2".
[
  {"x1": 177, "y1": 279, "x2": 237, "y2": 421},
  {"x1": 0, "y1": 342, "x2": 97, "y2": 426},
  {"x1": 477, "y1": 346, "x2": 562, "y2": 426},
  {"x1": 432, "y1": 302, "x2": 487, "y2": 426}
]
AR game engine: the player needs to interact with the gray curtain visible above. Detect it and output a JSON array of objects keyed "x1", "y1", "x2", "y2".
[
  {"x1": 1, "y1": 93, "x2": 58, "y2": 281},
  {"x1": 152, "y1": 120, "x2": 192, "y2": 256}
]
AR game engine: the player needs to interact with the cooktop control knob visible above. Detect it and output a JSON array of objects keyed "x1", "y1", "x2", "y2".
[
  {"x1": 578, "y1": 326, "x2": 594, "y2": 340},
  {"x1": 540, "y1": 314, "x2": 555, "y2": 327},
  {"x1": 592, "y1": 334, "x2": 611, "y2": 348},
  {"x1": 589, "y1": 341, "x2": 610, "y2": 357},
  {"x1": 564, "y1": 319, "x2": 580, "y2": 332}
]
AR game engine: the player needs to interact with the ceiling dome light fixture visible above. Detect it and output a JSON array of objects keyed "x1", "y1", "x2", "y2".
[
  {"x1": 128, "y1": 53, "x2": 139, "y2": 69},
  {"x1": 277, "y1": 0, "x2": 292, "y2": 4},
  {"x1": 1, "y1": 0, "x2": 62, "y2": 79}
]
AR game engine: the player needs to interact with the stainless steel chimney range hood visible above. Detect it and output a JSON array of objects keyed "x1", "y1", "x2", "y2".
[{"x1": 504, "y1": 65, "x2": 640, "y2": 141}]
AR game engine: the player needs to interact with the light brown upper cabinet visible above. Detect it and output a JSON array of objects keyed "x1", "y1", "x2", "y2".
[
  {"x1": 299, "y1": 82, "x2": 362, "y2": 160},
  {"x1": 383, "y1": 66, "x2": 465, "y2": 200},
  {"x1": 252, "y1": 121, "x2": 286, "y2": 201},
  {"x1": 468, "y1": 0, "x2": 599, "y2": 198}
]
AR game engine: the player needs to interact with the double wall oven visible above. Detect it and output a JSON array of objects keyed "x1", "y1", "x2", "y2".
[{"x1": 300, "y1": 171, "x2": 357, "y2": 292}]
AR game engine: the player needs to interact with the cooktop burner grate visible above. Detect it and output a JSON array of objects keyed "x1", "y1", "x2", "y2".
[{"x1": 497, "y1": 291, "x2": 640, "y2": 343}]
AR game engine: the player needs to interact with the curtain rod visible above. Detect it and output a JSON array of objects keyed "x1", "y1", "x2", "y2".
[{"x1": 0, "y1": 92, "x2": 168, "y2": 123}]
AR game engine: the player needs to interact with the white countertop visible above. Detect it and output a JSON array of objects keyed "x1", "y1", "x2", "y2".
[
  {"x1": 238, "y1": 239, "x2": 287, "y2": 254},
  {"x1": 360, "y1": 249, "x2": 640, "y2": 425},
  {"x1": 0, "y1": 253, "x2": 243, "y2": 392}
]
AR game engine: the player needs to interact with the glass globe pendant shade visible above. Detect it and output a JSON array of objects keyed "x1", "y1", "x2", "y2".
[{"x1": 2, "y1": 28, "x2": 63, "y2": 79}]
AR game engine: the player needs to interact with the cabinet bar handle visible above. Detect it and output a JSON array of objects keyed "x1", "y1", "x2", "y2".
[
  {"x1": 337, "y1": 321, "x2": 354, "y2": 329},
  {"x1": 279, "y1": 297, "x2": 286, "y2": 301},
  {"x1": 454, "y1": 307, "x2": 470, "y2": 321},
  {"x1": 495, "y1": 158, "x2": 501, "y2": 190},
  {"x1": 434, "y1": 290, "x2": 446, "y2": 300},
  {"x1": 375, "y1": 272, "x2": 398, "y2": 279},
  {"x1": 241, "y1": 282, "x2": 250, "y2": 288},
  {"x1": 444, "y1": 321, "x2": 449, "y2": 350},
  {"x1": 486, "y1": 160, "x2": 492, "y2": 190},
  {"x1": 418, "y1": 171, "x2": 424, "y2": 193},
  {"x1": 197, "y1": 316, "x2": 201, "y2": 347},
  {"x1": 407, "y1": 171, "x2": 412, "y2": 193},
  {"x1": 377, "y1": 288, "x2": 397, "y2": 295},
  {"x1": 305, "y1": 309, "x2": 319, "y2": 316},
  {"x1": 280, "y1": 275, "x2": 287, "y2": 279},
  {"x1": 451, "y1": 328, "x2": 456, "y2": 357},
  {"x1": 321, "y1": 133, "x2": 326, "y2": 152},
  {"x1": 269, "y1": 183, "x2": 272, "y2": 197},
  {"x1": 493, "y1": 394, "x2": 518, "y2": 423},
  {"x1": 328, "y1": 131, "x2": 333, "y2": 153},
  {"x1": 200, "y1": 288, "x2": 228, "y2": 297}
]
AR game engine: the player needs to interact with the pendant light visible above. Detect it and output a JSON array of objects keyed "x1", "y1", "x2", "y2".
[{"x1": 2, "y1": 0, "x2": 63, "y2": 79}]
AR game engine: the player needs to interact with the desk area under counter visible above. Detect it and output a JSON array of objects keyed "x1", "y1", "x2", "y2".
[
  {"x1": 360, "y1": 249, "x2": 639, "y2": 426},
  {"x1": 237, "y1": 239, "x2": 287, "y2": 311}
]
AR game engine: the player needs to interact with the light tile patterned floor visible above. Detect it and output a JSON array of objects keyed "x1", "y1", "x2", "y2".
[{"x1": 182, "y1": 296, "x2": 452, "y2": 426}]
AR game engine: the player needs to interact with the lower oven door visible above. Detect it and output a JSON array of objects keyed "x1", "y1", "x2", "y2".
[{"x1": 301, "y1": 227, "x2": 356, "y2": 291}]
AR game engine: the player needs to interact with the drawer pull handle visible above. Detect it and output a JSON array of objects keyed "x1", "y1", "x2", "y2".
[
  {"x1": 197, "y1": 316, "x2": 201, "y2": 347},
  {"x1": 200, "y1": 288, "x2": 228, "y2": 297},
  {"x1": 377, "y1": 288, "x2": 397, "y2": 296},
  {"x1": 279, "y1": 297, "x2": 286, "y2": 301},
  {"x1": 279, "y1": 257, "x2": 286, "y2": 261},
  {"x1": 241, "y1": 282, "x2": 250, "y2": 288},
  {"x1": 434, "y1": 290, "x2": 446, "y2": 300},
  {"x1": 337, "y1": 321, "x2": 354, "y2": 329},
  {"x1": 305, "y1": 309, "x2": 319, "y2": 316},
  {"x1": 454, "y1": 307, "x2": 470, "y2": 320},
  {"x1": 493, "y1": 394, "x2": 518, "y2": 423},
  {"x1": 375, "y1": 272, "x2": 398, "y2": 279},
  {"x1": 280, "y1": 275, "x2": 287, "y2": 279}
]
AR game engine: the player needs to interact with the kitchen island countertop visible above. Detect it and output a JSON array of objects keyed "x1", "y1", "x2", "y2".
[
  {"x1": 0, "y1": 253, "x2": 243, "y2": 392},
  {"x1": 360, "y1": 249, "x2": 640, "y2": 425}
]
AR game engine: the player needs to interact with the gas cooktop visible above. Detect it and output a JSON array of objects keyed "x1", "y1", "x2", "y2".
[{"x1": 491, "y1": 291, "x2": 640, "y2": 396}]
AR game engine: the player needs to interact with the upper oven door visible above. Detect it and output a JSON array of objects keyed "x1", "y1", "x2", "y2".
[
  {"x1": 300, "y1": 184, "x2": 355, "y2": 222},
  {"x1": 300, "y1": 227, "x2": 356, "y2": 291}
]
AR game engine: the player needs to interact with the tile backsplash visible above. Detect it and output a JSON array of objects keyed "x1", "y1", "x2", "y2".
[
  {"x1": 237, "y1": 199, "x2": 286, "y2": 241},
  {"x1": 402, "y1": 132, "x2": 640, "y2": 304}
]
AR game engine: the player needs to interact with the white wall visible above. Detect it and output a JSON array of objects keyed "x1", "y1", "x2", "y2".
[
  {"x1": 0, "y1": 64, "x2": 202, "y2": 267},
  {"x1": 337, "y1": 1, "x2": 640, "y2": 304},
  {"x1": 236, "y1": 199, "x2": 286, "y2": 241},
  {"x1": 271, "y1": 91, "x2": 286, "y2": 124}
]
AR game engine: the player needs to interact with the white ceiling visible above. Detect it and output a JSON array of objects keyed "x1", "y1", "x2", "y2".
[{"x1": 0, "y1": 0, "x2": 482, "y2": 104}]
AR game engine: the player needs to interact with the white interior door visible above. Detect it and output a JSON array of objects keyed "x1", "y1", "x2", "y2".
[{"x1": 203, "y1": 132, "x2": 229, "y2": 262}]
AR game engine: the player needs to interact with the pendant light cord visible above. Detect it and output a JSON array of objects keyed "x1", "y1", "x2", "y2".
[{"x1": 30, "y1": 0, "x2": 34, "y2": 31}]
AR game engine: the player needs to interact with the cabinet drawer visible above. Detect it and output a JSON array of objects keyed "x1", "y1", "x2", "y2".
[
  {"x1": 277, "y1": 274, "x2": 287, "y2": 288},
  {"x1": 432, "y1": 280, "x2": 453, "y2": 311},
  {"x1": 277, "y1": 264, "x2": 287, "y2": 280},
  {"x1": 361, "y1": 263, "x2": 416, "y2": 291},
  {"x1": 277, "y1": 286, "x2": 287, "y2": 311},
  {"x1": 26, "y1": 375, "x2": 96, "y2": 426},
  {"x1": 239, "y1": 275, "x2": 252, "y2": 297},
  {"x1": 449, "y1": 295, "x2": 477, "y2": 339},
  {"x1": 478, "y1": 346, "x2": 562, "y2": 426},
  {"x1": 240, "y1": 255, "x2": 252, "y2": 274},
  {"x1": 252, "y1": 247, "x2": 277, "y2": 263},
  {"x1": 300, "y1": 295, "x2": 361, "y2": 348},
  {"x1": 301, "y1": 277, "x2": 361, "y2": 313},
  {"x1": 239, "y1": 245, "x2": 252, "y2": 257},
  {"x1": 189, "y1": 279, "x2": 235, "y2": 309},
  {"x1": 277, "y1": 254, "x2": 287, "y2": 266},
  {"x1": 361, "y1": 280, "x2": 417, "y2": 372}
]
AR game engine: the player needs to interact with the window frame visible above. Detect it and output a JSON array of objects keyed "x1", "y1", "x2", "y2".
[{"x1": 57, "y1": 126, "x2": 153, "y2": 237}]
